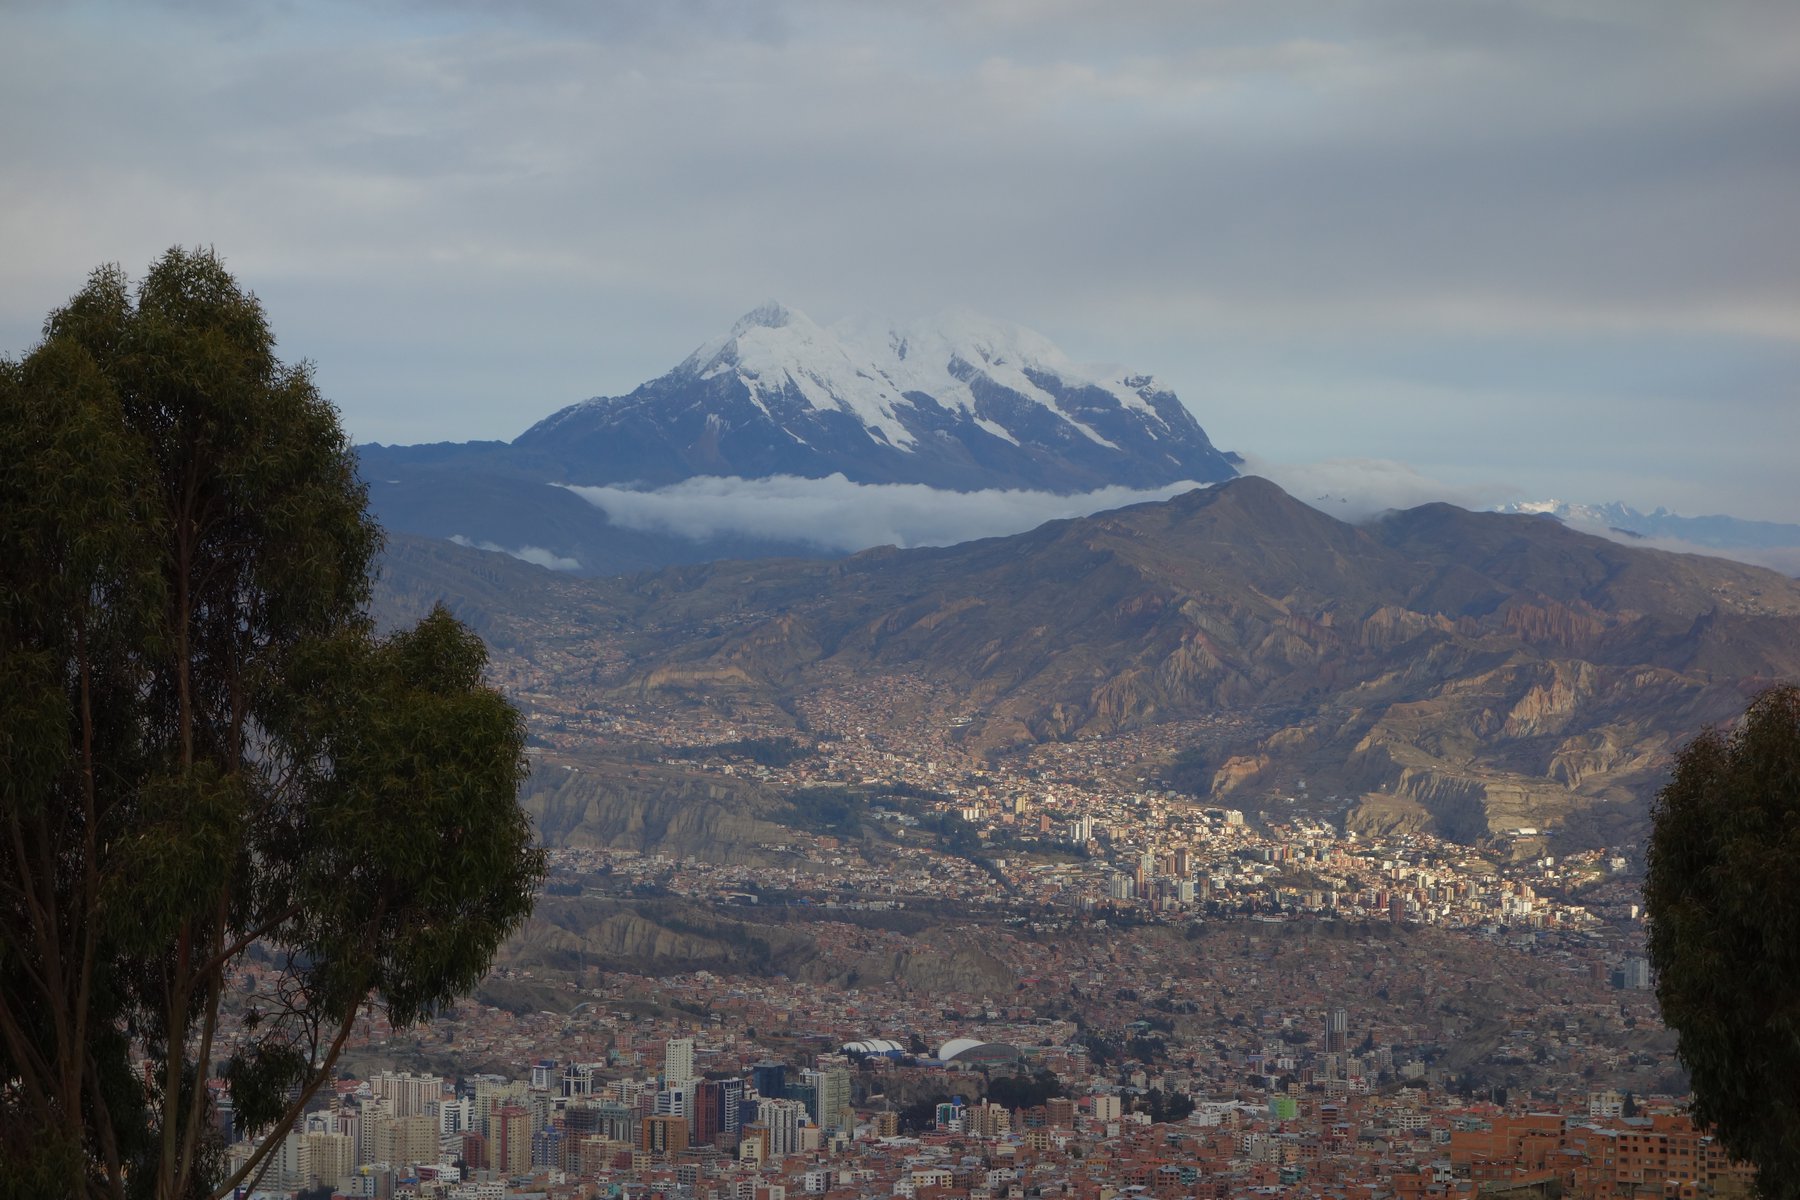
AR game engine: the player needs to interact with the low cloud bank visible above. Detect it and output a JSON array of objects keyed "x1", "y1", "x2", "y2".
[
  {"x1": 563, "y1": 475, "x2": 1211, "y2": 553},
  {"x1": 1238, "y1": 455, "x2": 1516, "y2": 522},
  {"x1": 1244, "y1": 457, "x2": 1800, "y2": 575},
  {"x1": 449, "y1": 535, "x2": 582, "y2": 572},
  {"x1": 1543, "y1": 529, "x2": 1800, "y2": 577}
]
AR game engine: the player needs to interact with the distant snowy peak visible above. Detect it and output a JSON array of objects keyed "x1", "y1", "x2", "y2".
[
  {"x1": 661, "y1": 302, "x2": 1183, "y2": 453},
  {"x1": 1500, "y1": 499, "x2": 1665, "y2": 525},
  {"x1": 518, "y1": 302, "x2": 1237, "y2": 494},
  {"x1": 1496, "y1": 499, "x2": 1800, "y2": 554}
]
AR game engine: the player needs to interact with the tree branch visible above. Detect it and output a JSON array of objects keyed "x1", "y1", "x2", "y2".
[
  {"x1": 83, "y1": 1055, "x2": 126, "y2": 1200},
  {"x1": 206, "y1": 995, "x2": 365, "y2": 1200},
  {"x1": 71, "y1": 608, "x2": 101, "y2": 1132},
  {"x1": 191, "y1": 900, "x2": 303, "y2": 981},
  {"x1": 0, "y1": 988, "x2": 57, "y2": 1123},
  {"x1": 173, "y1": 883, "x2": 233, "y2": 1199}
]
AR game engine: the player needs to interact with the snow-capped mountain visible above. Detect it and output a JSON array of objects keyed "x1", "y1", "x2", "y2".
[
  {"x1": 511, "y1": 302, "x2": 1238, "y2": 492},
  {"x1": 1495, "y1": 499, "x2": 1800, "y2": 552},
  {"x1": 357, "y1": 303, "x2": 1239, "y2": 574}
]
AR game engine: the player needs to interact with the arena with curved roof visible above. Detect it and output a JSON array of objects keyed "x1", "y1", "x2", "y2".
[
  {"x1": 841, "y1": 1039, "x2": 907, "y2": 1059},
  {"x1": 935, "y1": 1038, "x2": 1021, "y2": 1065}
]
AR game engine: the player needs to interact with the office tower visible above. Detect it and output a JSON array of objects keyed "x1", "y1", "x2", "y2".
[
  {"x1": 656, "y1": 1081, "x2": 694, "y2": 1123},
  {"x1": 705, "y1": 1078, "x2": 745, "y2": 1145},
  {"x1": 532, "y1": 1124, "x2": 563, "y2": 1168},
  {"x1": 787, "y1": 1079, "x2": 817, "y2": 1126},
  {"x1": 564, "y1": 1061, "x2": 596, "y2": 1098},
  {"x1": 641, "y1": 1114, "x2": 691, "y2": 1157},
  {"x1": 695, "y1": 1080, "x2": 726, "y2": 1145},
  {"x1": 665, "y1": 1037, "x2": 696, "y2": 1085},
  {"x1": 275, "y1": 1130, "x2": 312, "y2": 1190},
  {"x1": 751, "y1": 1060, "x2": 787, "y2": 1101},
  {"x1": 438, "y1": 1096, "x2": 474, "y2": 1137}
]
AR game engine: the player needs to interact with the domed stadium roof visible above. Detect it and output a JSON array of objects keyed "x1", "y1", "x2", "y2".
[
  {"x1": 936, "y1": 1038, "x2": 1020, "y2": 1063},
  {"x1": 842, "y1": 1039, "x2": 907, "y2": 1056}
]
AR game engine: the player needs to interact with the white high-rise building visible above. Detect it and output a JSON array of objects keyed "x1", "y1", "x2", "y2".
[
  {"x1": 761, "y1": 1098, "x2": 805, "y2": 1158},
  {"x1": 665, "y1": 1038, "x2": 696, "y2": 1085},
  {"x1": 372, "y1": 1071, "x2": 440, "y2": 1118},
  {"x1": 438, "y1": 1096, "x2": 474, "y2": 1136}
]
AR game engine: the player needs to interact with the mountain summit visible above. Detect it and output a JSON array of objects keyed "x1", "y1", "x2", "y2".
[
  {"x1": 511, "y1": 303, "x2": 1238, "y2": 492},
  {"x1": 358, "y1": 304, "x2": 1238, "y2": 574}
]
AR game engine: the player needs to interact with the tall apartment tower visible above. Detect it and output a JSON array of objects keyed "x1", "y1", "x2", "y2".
[
  {"x1": 493, "y1": 1104, "x2": 532, "y2": 1176},
  {"x1": 665, "y1": 1037, "x2": 696, "y2": 1085},
  {"x1": 812, "y1": 1066, "x2": 851, "y2": 1133},
  {"x1": 760, "y1": 1098, "x2": 804, "y2": 1159},
  {"x1": 372, "y1": 1071, "x2": 440, "y2": 1119},
  {"x1": 1326, "y1": 1007, "x2": 1349, "y2": 1053},
  {"x1": 641, "y1": 1114, "x2": 691, "y2": 1157}
]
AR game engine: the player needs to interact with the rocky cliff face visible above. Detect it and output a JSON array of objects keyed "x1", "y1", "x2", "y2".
[{"x1": 524, "y1": 760, "x2": 796, "y2": 866}]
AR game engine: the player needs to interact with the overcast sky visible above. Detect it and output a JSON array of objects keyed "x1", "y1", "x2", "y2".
[{"x1": 3, "y1": 0, "x2": 1797, "y2": 521}]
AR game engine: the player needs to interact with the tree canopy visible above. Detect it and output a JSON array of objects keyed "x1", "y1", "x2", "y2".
[
  {"x1": 1644, "y1": 684, "x2": 1800, "y2": 1199},
  {"x1": 0, "y1": 248, "x2": 544, "y2": 1200}
]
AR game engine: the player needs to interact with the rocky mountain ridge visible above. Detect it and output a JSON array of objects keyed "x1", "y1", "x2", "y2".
[{"x1": 375, "y1": 476, "x2": 1800, "y2": 851}]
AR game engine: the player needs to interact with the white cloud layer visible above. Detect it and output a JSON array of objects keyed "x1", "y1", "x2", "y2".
[
  {"x1": 449, "y1": 534, "x2": 582, "y2": 571},
  {"x1": 1237, "y1": 456, "x2": 1517, "y2": 522},
  {"x1": 564, "y1": 475, "x2": 1211, "y2": 553},
  {"x1": 1585, "y1": 536, "x2": 1800, "y2": 577}
]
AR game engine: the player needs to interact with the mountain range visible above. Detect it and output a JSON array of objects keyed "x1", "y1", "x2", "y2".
[
  {"x1": 375, "y1": 475, "x2": 1800, "y2": 856},
  {"x1": 1495, "y1": 499, "x2": 1800, "y2": 575},
  {"x1": 357, "y1": 304, "x2": 1237, "y2": 574}
]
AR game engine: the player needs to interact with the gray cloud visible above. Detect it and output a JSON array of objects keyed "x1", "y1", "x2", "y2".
[{"x1": 563, "y1": 476, "x2": 1211, "y2": 552}]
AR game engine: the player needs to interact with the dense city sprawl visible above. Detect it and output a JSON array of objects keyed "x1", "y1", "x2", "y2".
[{"x1": 205, "y1": 642, "x2": 1745, "y2": 1200}]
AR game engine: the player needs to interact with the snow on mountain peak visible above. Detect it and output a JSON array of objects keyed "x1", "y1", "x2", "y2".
[
  {"x1": 731, "y1": 299, "x2": 806, "y2": 335},
  {"x1": 570, "y1": 301, "x2": 1220, "y2": 468},
  {"x1": 516, "y1": 301, "x2": 1237, "y2": 493}
]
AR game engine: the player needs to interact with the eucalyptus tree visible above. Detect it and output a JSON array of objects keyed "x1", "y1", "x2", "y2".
[
  {"x1": 1645, "y1": 684, "x2": 1800, "y2": 1199},
  {"x1": 0, "y1": 248, "x2": 543, "y2": 1200}
]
